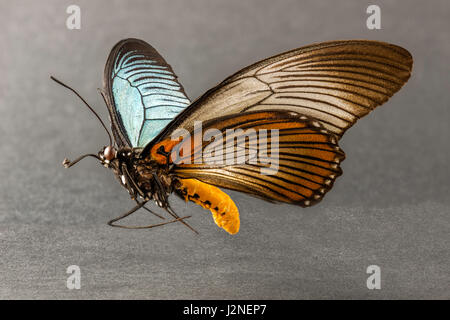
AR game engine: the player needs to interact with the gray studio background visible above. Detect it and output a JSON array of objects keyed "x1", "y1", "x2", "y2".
[{"x1": 0, "y1": 0, "x2": 448, "y2": 299}]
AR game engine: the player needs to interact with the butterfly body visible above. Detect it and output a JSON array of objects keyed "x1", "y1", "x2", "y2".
[
  {"x1": 55, "y1": 38, "x2": 412, "y2": 234},
  {"x1": 97, "y1": 145, "x2": 168, "y2": 202}
]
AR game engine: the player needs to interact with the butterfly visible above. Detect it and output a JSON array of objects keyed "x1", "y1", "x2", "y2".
[{"x1": 52, "y1": 38, "x2": 412, "y2": 234}]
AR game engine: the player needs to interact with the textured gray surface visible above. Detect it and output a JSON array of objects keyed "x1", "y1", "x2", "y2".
[{"x1": 0, "y1": 0, "x2": 449, "y2": 299}]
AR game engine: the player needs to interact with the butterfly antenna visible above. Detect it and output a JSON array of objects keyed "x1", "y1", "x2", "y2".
[
  {"x1": 97, "y1": 88, "x2": 118, "y2": 148},
  {"x1": 50, "y1": 76, "x2": 113, "y2": 146},
  {"x1": 62, "y1": 154, "x2": 101, "y2": 168}
]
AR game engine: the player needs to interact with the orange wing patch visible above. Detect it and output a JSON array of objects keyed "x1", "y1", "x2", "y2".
[
  {"x1": 150, "y1": 138, "x2": 182, "y2": 164},
  {"x1": 176, "y1": 178, "x2": 240, "y2": 235},
  {"x1": 171, "y1": 111, "x2": 345, "y2": 207}
]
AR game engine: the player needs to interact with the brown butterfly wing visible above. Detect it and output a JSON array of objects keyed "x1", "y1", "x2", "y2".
[
  {"x1": 151, "y1": 40, "x2": 412, "y2": 147},
  {"x1": 170, "y1": 111, "x2": 345, "y2": 207}
]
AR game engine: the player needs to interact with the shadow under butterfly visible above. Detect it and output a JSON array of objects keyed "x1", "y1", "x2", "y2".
[{"x1": 52, "y1": 39, "x2": 412, "y2": 235}]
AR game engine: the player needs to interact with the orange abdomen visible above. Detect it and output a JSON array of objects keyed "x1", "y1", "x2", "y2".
[{"x1": 176, "y1": 178, "x2": 240, "y2": 234}]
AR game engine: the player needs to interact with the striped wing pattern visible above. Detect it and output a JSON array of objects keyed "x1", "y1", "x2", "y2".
[
  {"x1": 104, "y1": 39, "x2": 190, "y2": 148},
  {"x1": 171, "y1": 111, "x2": 345, "y2": 206},
  {"x1": 160, "y1": 40, "x2": 412, "y2": 140}
]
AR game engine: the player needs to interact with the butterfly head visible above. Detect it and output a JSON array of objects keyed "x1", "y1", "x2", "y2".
[
  {"x1": 102, "y1": 145, "x2": 117, "y2": 161},
  {"x1": 98, "y1": 145, "x2": 117, "y2": 167}
]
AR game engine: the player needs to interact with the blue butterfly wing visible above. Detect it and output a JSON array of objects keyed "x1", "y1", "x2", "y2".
[{"x1": 103, "y1": 39, "x2": 190, "y2": 148}]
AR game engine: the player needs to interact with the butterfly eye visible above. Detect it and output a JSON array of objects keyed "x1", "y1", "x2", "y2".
[{"x1": 104, "y1": 146, "x2": 116, "y2": 161}]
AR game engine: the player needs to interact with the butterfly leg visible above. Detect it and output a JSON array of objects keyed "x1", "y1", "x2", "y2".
[
  {"x1": 152, "y1": 172, "x2": 199, "y2": 234},
  {"x1": 133, "y1": 189, "x2": 169, "y2": 221},
  {"x1": 108, "y1": 201, "x2": 144, "y2": 227},
  {"x1": 121, "y1": 163, "x2": 144, "y2": 199},
  {"x1": 163, "y1": 206, "x2": 198, "y2": 234},
  {"x1": 108, "y1": 201, "x2": 191, "y2": 229},
  {"x1": 135, "y1": 199, "x2": 165, "y2": 220},
  {"x1": 120, "y1": 163, "x2": 165, "y2": 220}
]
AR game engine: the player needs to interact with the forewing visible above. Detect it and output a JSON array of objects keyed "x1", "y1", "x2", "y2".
[
  {"x1": 155, "y1": 40, "x2": 412, "y2": 144},
  {"x1": 170, "y1": 111, "x2": 345, "y2": 207},
  {"x1": 103, "y1": 38, "x2": 190, "y2": 148}
]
